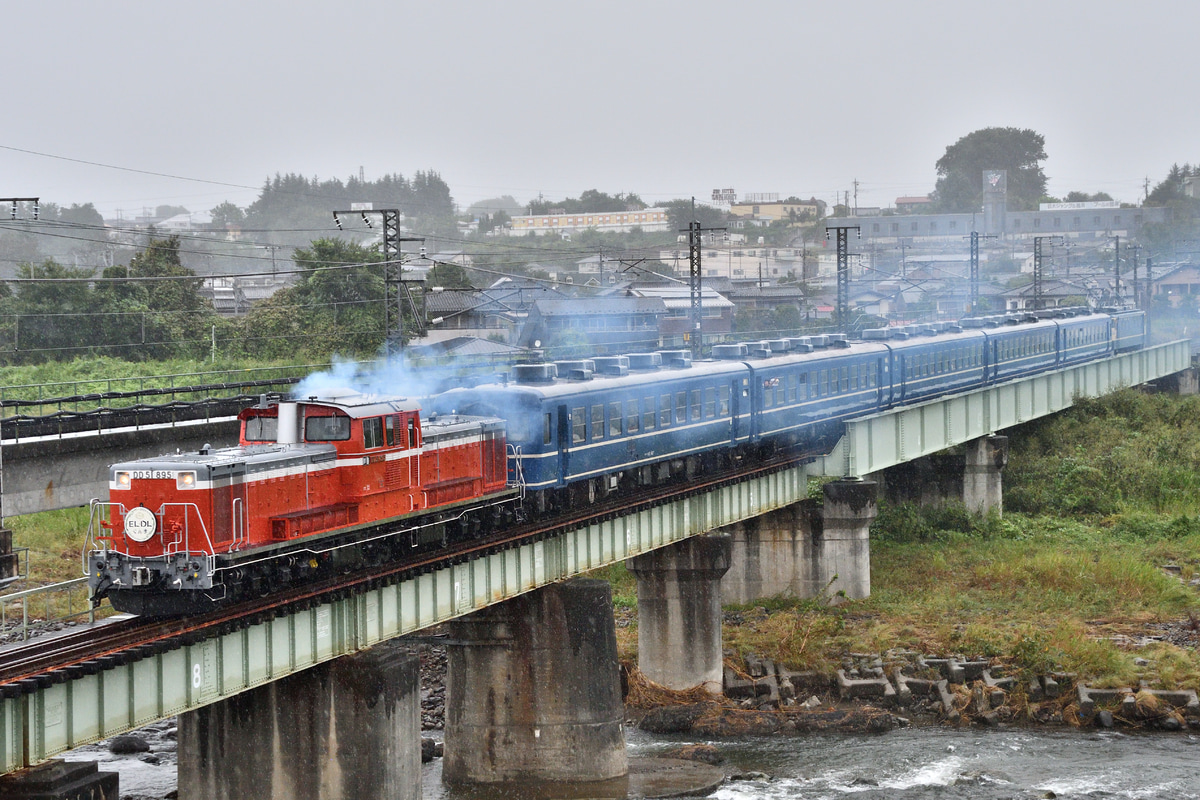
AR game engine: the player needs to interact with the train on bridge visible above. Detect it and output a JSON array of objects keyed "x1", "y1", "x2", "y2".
[{"x1": 87, "y1": 307, "x2": 1145, "y2": 614}]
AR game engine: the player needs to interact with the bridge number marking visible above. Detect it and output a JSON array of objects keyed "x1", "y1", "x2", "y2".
[{"x1": 192, "y1": 663, "x2": 202, "y2": 689}]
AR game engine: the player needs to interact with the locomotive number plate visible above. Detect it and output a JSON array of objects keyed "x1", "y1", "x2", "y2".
[{"x1": 130, "y1": 470, "x2": 173, "y2": 480}]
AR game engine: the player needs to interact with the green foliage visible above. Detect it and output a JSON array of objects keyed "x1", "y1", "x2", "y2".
[
  {"x1": 932, "y1": 127, "x2": 1048, "y2": 212},
  {"x1": 241, "y1": 238, "x2": 385, "y2": 359},
  {"x1": 526, "y1": 189, "x2": 645, "y2": 215},
  {"x1": 872, "y1": 500, "x2": 1006, "y2": 544},
  {"x1": 1007, "y1": 390, "x2": 1200, "y2": 517}
]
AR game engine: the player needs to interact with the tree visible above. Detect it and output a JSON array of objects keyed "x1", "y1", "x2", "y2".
[
  {"x1": 242, "y1": 238, "x2": 385, "y2": 358},
  {"x1": 426, "y1": 261, "x2": 473, "y2": 289},
  {"x1": 661, "y1": 200, "x2": 728, "y2": 234},
  {"x1": 210, "y1": 201, "x2": 246, "y2": 229},
  {"x1": 932, "y1": 128, "x2": 1048, "y2": 212}
]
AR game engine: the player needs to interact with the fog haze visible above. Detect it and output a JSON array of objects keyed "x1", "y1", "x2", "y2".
[{"x1": 3, "y1": 0, "x2": 1195, "y2": 216}]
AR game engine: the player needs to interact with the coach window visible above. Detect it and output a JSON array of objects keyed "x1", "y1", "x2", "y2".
[
  {"x1": 608, "y1": 402, "x2": 622, "y2": 437},
  {"x1": 705, "y1": 387, "x2": 716, "y2": 418},
  {"x1": 841, "y1": 366, "x2": 849, "y2": 392},
  {"x1": 543, "y1": 413, "x2": 553, "y2": 445},
  {"x1": 592, "y1": 405, "x2": 605, "y2": 440},
  {"x1": 818, "y1": 369, "x2": 827, "y2": 396},
  {"x1": 661, "y1": 394, "x2": 672, "y2": 427},
  {"x1": 675, "y1": 391, "x2": 687, "y2": 424},
  {"x1": 306, "y1": 414, "x2": 351, "y2": 441},
  {"x1": 719, "y1": 385, "x2": 730, "y2": 415},
  {"x1": 643, "y1": 397, "x2": 656, "y2": 430},
  {"x1": 691, "y1": 390, "x2": 702, "y2": 421},
  {"x1": 763, "y1": 381, "x2": 773, "y2": 408},
  {"x1": 626, "y1": 400, "x2": 639, "y2": 433},
  {"x1": 572, "y1": 408, "x2": 586, "y2": 443}
]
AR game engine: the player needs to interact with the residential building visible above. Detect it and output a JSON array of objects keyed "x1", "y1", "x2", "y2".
[{"x1": 509, "y1": 208, "x2": 669, "y2": 236}]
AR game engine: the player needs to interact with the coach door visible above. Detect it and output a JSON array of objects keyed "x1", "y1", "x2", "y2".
[{"x1": 557, "y1": 405, "x2": 571, "y2": 484}]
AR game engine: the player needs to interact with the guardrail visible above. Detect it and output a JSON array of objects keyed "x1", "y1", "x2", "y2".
[
  {"x1": 0, "y1": 361, "x2": 378, "y2": 441},
  {"x1": 0, "y1": 577, "x2": 96, "y2": 643}
]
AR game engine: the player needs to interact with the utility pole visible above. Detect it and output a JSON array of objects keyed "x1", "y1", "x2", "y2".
[
  {"x1": 258, "y1": 244, "x2": 282, "y2": 275},
  {"x1": 1032, "y1": 235, "x2": 1062, "y2": 311},
  {"x1": 1112, "y1": 234, "x2": 1121, "y2": 304},
  {"x1": 683, "y1": 199, "x2": 725, "y2": 360},
  {"x1": 333, "y1": 208, "x2": 424, "y2": 356},
  {"x1": 852, "y1": 179, "x2": 859, "y2": 215},
  {"x1": 898, "y1": 238, "x2": 911, "y2": 279},
  {"x1": 965, "y1": 231, "x2": 996, "y2": 314},
  {"x1": 826, "y1": 224, "x2": 861, "y2": 331},
  {"x1": 1129, "y1": 244, "x2": 1142, "y2": 308},
  {"x1": 2, "y1": 198, "x2": 39, "y2": 220}
]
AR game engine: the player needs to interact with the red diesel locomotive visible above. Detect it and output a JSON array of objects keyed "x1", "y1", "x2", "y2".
[{"x1": 87, "y1": 390, "x2": 514, "y2": 614}]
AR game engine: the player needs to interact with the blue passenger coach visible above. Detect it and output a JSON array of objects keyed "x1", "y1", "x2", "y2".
[{"x1": 427, "y1": 307, "x2": 1146, "y2": 507}]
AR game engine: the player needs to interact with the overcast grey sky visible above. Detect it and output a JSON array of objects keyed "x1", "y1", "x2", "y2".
[{"x1": 2, "y1": 0, "x2": 1196, "y2": 219}]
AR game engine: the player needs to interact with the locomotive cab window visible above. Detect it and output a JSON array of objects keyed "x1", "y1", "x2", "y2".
[
  {"x1": 244, "y1": 415, "x2": 277, "y2": 443},
  {"x1": 305, "y1": 414, "x2": 351, "y2": 441},
  {"x1": 385, "y1": 415, "x2": 397, "y2": 446},
  {"x1": 408, "y1": 417, "x2": 418, "y2": 448},
  {"x1": 363, "y1": 417, "x2": 384, "y2": 449}
]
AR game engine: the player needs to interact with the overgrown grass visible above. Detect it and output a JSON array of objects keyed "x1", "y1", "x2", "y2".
[{"x1": 0, "y1": 355, "x2": 336, "y2": 406}]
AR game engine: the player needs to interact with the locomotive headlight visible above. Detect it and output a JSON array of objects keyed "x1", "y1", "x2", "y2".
[
  {"x1": 114, "y1": 471, "x2": 132, "y2": 490},
  {"x1": 176, "y1": 471, "x2": 197, "y2": 490}
]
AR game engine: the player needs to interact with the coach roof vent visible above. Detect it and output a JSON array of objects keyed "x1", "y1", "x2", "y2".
[
  {"x1": 555, "y1": 359, "x2": 595, "y2": 375},
  {"x1": 862, "y1": 328, "x2": 891, "y2": 341},
  {"x1": 786, "y1": 336, "x2": 814, "y2": 352},
  {"x1": 627, "y1": 353, "x2": 662, "y2": 371},
  {"x1": 658, "y1": 350, "x2": 692, "y2": 368},
  {"x1": 767, "y1": 339, "x2": 791, "y2": 353},
  {"x1": 746, "y1": 342, "x2": 773, "y2": 358},
  {"x1": 712, "y1": 343, "x2": 748, "y2": 360},
  {"x1": 809, "y1": 334, "x2": 830, "y2": 348},
  {"x1": 511, "y1": 364, "x2": 558, "y2": 384},
  {"x1": 827, "y1": 333, "x2": 851, "y2": 348},
  {"x1": 592, "y1": 356, "x2": 630, "y2": 376}
]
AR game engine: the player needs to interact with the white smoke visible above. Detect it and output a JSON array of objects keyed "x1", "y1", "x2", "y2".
[{"x1": 292, "y1": 355, "x2": 454, "y2": 402}]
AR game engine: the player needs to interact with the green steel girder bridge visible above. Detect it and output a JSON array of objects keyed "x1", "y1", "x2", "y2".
[{"x1": 0, "y1": 339, "x2": 1190, "y2": 775}]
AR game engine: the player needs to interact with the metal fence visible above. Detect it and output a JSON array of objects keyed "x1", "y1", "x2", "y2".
[{"x1": 0, "y1": 577, "x2": 95, "y2": 643}]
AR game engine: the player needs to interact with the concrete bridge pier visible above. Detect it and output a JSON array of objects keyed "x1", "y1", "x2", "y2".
[
  {"x1": 442, "y1": 578, "x2": 628, "y2": 795},
  {"x1": 814, "y1": 479, "x2": 877, "y2": 602},
  {"x1": 177, "y1": 640, "x2": 421, "y2": 800},
  {"x1": 627, "y1": 533, "x2": 731, "y2": 692},
  {"x1": 719, "y1": 506, "x2": 809, "y2": 605},
  {"x1": 963, "y1": 435, "x2": 1009, "y2": 515}
]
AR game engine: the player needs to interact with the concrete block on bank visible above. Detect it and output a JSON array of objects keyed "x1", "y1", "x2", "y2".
[
  {"x1": 936, "y1": 679, "x2": 960, "y2": 723},
  {"x1": 1076, "y1": 684, "x2": 1133, "y2": 717},
  {"x1": 836, "y1": 669, "x2": 895, "y2": 704}
]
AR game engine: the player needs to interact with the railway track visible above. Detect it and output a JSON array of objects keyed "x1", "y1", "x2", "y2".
[{"x1": 0, "y1": 449, "x2": 809, "y2": 692}]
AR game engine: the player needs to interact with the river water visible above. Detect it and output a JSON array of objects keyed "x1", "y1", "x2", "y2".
[
  {"x1": 421, "y1": 726, "x2": 1200, "y2": 800},
  {"x1": 56, "y1": 721, "x2": 1200, "y2": 799}
]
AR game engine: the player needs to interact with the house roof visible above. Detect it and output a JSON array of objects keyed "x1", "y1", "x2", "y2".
[
  {"x1": 630, "y1": 286, "x2": 734, "y2": 310},
  {"x1": 532, "y1": 296, "x2": 666, "y2": 317}
]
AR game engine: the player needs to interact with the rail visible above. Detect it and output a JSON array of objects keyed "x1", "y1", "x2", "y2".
[{"x1": 0, "y1": 577, "x2": 95, "y2": 643}]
